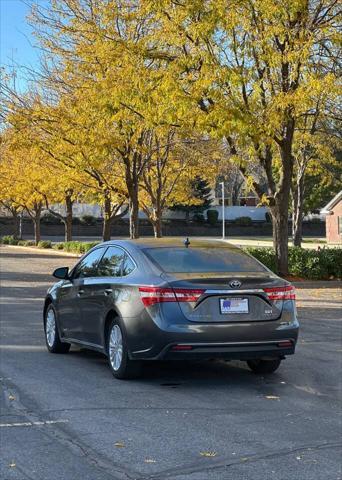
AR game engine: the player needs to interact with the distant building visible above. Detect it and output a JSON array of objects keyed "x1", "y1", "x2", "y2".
[{"x1": 321, "y1": 191, "x2": 342, "y2": 244}]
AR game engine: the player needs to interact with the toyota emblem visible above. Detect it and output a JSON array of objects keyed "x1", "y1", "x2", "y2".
[{"x1": 229, "y1": 280, "x2": 241, "y2": 288}]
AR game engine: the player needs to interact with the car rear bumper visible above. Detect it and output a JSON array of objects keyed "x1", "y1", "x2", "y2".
[
  {"x1": 125, "y1": 309, "x2": 299, "y2": 361},
  {"x1": 131, "y1": 340, "x2": 296, "y2": 361},
  {"x1": 158, "y1": 340, "x2": 295, "y2": 360}
]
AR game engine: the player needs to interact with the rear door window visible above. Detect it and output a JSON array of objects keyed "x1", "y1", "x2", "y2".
[
  {"x1": 97, "y1": 246, "x2": 125, "y2": 277},
  {"x1": 122, "y1": 254, "x2": 135, "y2": 276},
  {"x1": 143, "y1": 247, "x2": 266, "y2": 273}
]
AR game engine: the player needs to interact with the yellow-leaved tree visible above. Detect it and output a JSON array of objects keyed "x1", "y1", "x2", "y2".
[{"x1": 142, "y1": 0, "x2": 341, "y2": 273}]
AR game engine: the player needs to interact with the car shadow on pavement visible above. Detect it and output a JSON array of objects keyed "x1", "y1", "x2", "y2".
[{"x1": 68, "y1": 347, "x2": 285, "y2": 388}]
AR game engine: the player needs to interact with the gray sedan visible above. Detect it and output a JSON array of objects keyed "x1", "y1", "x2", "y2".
[{"x1": 43, "y1": 239, "x2": 299, "y2": 379}]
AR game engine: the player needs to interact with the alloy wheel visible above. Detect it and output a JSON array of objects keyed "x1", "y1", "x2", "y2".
[
  {"x1": 109, "y1": 325, "x2": 123, "y2": 371},
  {"x1": 46, "y1": 308, "x2": 56, "y2": 347}
]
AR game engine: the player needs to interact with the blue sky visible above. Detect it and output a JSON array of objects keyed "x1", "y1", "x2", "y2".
[{"x1": 0, "y1": 0, "x2": 42, "y2": 88}]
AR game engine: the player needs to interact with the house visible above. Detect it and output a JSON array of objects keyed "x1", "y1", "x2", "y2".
[{"x1": 321, "y1": 191, "x2": 342, "y2": 244}]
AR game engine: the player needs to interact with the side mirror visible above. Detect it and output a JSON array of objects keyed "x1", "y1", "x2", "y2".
[{"x1": 53, "y1": 266, "x2": 70, "y2": 280}]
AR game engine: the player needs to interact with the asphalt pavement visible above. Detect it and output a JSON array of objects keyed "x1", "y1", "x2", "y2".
[{"x1": 0, "y1": 245, "x2": 341, "y2": 480}]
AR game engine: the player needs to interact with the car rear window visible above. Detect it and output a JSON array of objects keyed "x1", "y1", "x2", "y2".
[{"x1": 143, "y1": 247, "x2": 266, "y2": 273}]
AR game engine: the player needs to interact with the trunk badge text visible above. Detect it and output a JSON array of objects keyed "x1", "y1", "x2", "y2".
[{"x1": 229, "y1": 280, "x2": 242, "y2": 288}]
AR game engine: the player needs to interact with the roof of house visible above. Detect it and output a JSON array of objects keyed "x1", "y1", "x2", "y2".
[{"x1": 321, "y1": 191, "x2": 342, "y2": 214}]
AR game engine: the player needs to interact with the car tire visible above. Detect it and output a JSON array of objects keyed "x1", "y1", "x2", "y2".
[
  {"x1": 247, "y1": 358, "x2": 281, "y2": 374},
  {"x1": 107, "y1": 318, "x2": 142, "y2": 380},
  {"x1": 44, "y1": 304, "x2": 70, "y2": 354}
]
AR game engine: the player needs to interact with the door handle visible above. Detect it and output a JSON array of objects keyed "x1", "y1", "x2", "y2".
[
  {"x1": 77, "y1": 289, "x2": 85, "y2": 296},
  {"x1": 104, "y1": 289, "x2": 113, "y2": 296}
]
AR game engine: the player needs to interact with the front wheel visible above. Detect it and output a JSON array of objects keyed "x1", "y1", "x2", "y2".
[
  {"x1": 44, "y1": 304, "x2": 70, "y2": 354},
  {"x1": 247, "y1": 358, "x2": 281, "y2": 374},
  {"x1": 107, "y1": 319, "x2": 141, "y2": 379}
]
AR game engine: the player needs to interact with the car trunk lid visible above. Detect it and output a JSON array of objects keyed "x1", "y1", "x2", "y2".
[{"x1": 160, "y1": 272, "x2": 291, "y2": 322}]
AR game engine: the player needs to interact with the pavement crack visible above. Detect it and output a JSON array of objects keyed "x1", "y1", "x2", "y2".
[
  {"x1": 137, "y1": 441, "x2": 342, "y2": 479},
  {"x1": 0, "y1": 376, "x2": 139, "y2": 480}
]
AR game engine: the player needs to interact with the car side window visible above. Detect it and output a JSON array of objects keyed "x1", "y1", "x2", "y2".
[
  {"x1": 122, "y1": 254, "x2": 135, "y2": 276},
  {"x1": 97, "y1": 246, "x2": 125, "y2": 277},
  {"x1": 72, "y1": 248, "x2": 105, "y2": 279}
]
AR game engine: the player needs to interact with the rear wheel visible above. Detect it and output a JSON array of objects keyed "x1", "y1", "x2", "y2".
[
  {"x1": 44, "y1": 304, "x2": 70, "y2": 354},
  {"x1": 247, "y1": 358, "x2": 281, "y2": 374},
  {"x1": 107, "y1": 318, "x2": 141, "y2": 379}
]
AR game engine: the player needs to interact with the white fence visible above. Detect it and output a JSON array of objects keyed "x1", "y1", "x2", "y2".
[{"x1": 49, "y1": 203, "x2": 269, "y2": 221}]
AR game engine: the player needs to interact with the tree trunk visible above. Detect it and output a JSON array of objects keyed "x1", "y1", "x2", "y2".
[
  {"x1": 12, "y1": 210, "x2": 20, "y2": 239},
  {"x1": 19, "y1": 212, "x2": 23, "y2": 240},
  {"x1": 185, "y1": 209, "x2": 190, "y2": 224},
  {"x1": 270, "y1": 204, "x2": 289, "y2": 276},
  {"x1": 64, "y1": 193, "x2": 73, "y2": 242},
  {"x1": 270, "y1": 136, "x2": 294, "y2": 276},
  {"x1": 292, "y1": 173, "x2": 305, "y2": 247},
  {"x1": 152, "y1": 217, "x2": 162, "y2": 238},
  {"x1": 129, "y1": 194, "x2": 139, "y2": 239},
  {"x1": 30, "y1": 203, "x2": 42, "y2": 245},
  {"x1": 102, "y1": 217, "x2": 112, "y2": 241},
  {"x1": 102, "y1": 193, "x2": 112, "y2": 242},
  {"x1": 33, "y1": 215, "x2": 41, "y2": 245},
  {"x1": 151, "y1": 202, "x2": 163, "y2": 238}
]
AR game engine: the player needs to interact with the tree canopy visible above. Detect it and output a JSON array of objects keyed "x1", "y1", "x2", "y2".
[{"x1": 0, "y1": 0, "x2": 340, "y2": 269}]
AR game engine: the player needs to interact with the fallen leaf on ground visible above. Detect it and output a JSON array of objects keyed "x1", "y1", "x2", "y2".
[
  {"x1": 8, "y1": 395, "x2": 15, "y2": 401},
  {"x1": 200, "y1": 451, "x2": 217, "y2": 457},
  {"x1": 9, "y1": 462, "x2": 16, "y2": 468},
  {"x1": 114, "y1": 442, "x2": 125, "y2": 448},
  {"x1": 144, "y1": 458, "x2": 156, "y2": 463}
]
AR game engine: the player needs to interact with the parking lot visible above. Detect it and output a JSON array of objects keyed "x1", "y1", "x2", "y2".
[{"x1": 0, "y1": 245, "x2": 341, "y2": 480}]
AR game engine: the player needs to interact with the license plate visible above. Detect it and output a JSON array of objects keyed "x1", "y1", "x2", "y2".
[{"x1": 220, "y1": 298, "x2": 249, "y2": 314}]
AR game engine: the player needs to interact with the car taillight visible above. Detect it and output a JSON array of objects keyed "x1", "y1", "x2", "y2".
[
  {"x1": 139, "y1": 286, "x2": 204, "y2": 307},
  {"x1": 173, "y1": 289, "x2": 204, "y2": 302},
  {"x1": 263, "y1": 285, "x2": 296, "y2": 301}
]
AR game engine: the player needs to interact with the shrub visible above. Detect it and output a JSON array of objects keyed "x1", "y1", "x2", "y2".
[
  {"x1": 1, "y1": 235, "x2": 19, "y2": 245},
  {"x1": 80, "y1": 215, "x2": 97, "y2": 226},
  {"x1": 245, "y1": 247, "x2": 278, "y2": 274},
  {"x1": 53, "y1": 243, "x2": 65, "y2": 250},
  {"x1": 207, "y1": 209, "x2": 219, "y2": 226},
  {"x1": 38, "y1": 240, "x2": 52, "y2": 249},
  {"x1": 41, "y1": 213, "x2": 62, "y2": 224},
  {"x1": 62, "y1": 241, "x2": 99, "y2": 254},
  {"x1": 17, "y1": 240, "x2": 27, "y2": 246},
  {"x1": 235, "y1": 216, "x2": 253, "y2": 226},
  {"x1": 309, "y1": 217, "x2": 322, "y2": 224},
  {"x1": 245, "y1": 246, "x2": 342, "y2": 279},
  {"x1": 23, "y1": 240, "x2": 36, "y2": 247},
  {"x1": 193, "y1": 213, "x2": 206, "y2": 224}
]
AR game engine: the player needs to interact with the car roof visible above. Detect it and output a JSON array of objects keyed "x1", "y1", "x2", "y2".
[{"x1": 100, "y1": 238, "x2": 241, "y2": 251}]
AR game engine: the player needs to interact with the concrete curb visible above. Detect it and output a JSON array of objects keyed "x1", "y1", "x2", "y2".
[{"x1": 0, "y1": 245, "x2": 80, "y2": 258}]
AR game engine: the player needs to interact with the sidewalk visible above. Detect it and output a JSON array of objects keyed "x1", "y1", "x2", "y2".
[{"x1": 16, "y1": 235, "x2": 334, "y2": 250}]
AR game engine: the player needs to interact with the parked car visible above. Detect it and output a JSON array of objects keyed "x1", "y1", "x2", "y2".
[{"x1": 43, "y1": 239, "x2": 299, "y2": 379}]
